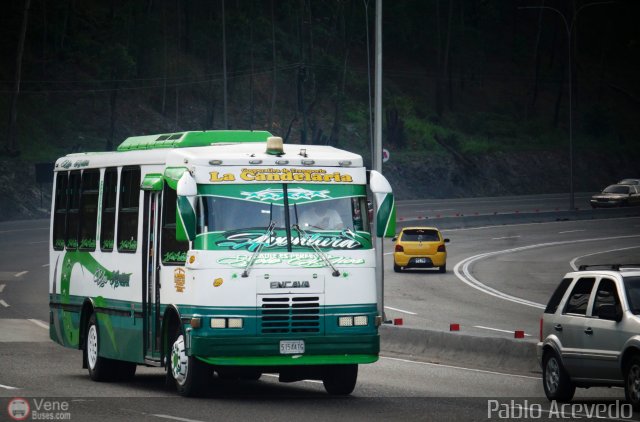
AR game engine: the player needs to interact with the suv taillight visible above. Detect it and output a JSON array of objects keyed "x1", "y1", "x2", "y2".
[
  {"x1": 395, "y1": 244, "x2": 404, "y2": 253},
  {"x1": 437, "y1": 244, "x2": 446, "y2": 253},
  {"x1": 539, "y1": 317, "x2": 543, "y2": 342}
]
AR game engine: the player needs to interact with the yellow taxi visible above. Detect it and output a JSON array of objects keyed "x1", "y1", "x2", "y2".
[{"x1": 392, "y1": 227, "x2": 449, "y2": 273}]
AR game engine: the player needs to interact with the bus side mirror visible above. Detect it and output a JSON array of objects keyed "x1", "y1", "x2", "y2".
[
  {"x1": 368, "y1": 170, "x2": 396, "y2": 238},
  {"x1": 176, "y1": 172, "x2": 197, "y2": 242}
]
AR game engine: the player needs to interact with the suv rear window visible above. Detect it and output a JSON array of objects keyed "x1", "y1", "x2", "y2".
[
  {"x1": 401, "y1": 229, "x2": 440, "y2": 242},
  {"x1": 544, "y1": 278, "x2": 572, "y2": 314},
  {"x1": 563, "y1": 278, "x2": 595, "y2": 315},
  {"x1": 624, "y1": 276, "x2": 640, "y2": 315}
]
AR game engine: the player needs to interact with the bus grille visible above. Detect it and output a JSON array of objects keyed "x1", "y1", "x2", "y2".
[{"x1": 259, "y1": 296, "x2": 321, "y2": 334}]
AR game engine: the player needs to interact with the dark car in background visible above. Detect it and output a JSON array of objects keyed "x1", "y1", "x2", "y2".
[
  {"x1": 590, "y1": 184, "x2": 640, "y2": 208},
  {"x1": 618, "y1": 179, "x2": 640, "y2": 185}
]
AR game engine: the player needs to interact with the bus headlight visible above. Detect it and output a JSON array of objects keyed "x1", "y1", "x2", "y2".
[
  {"x1": 211, "y1": 318, "x2": 226, "y2": 328},
  {"x1": 338, "y1": 315, "x2": 368, "y2": 327},
  {"x1": 338, "y1": 316, "x2": 354, "y2": 327},
  {"x1": 353, "y1": 316, "x2": 368, "y2": 326},
  {"x1": 227, "y1": 318, "x2": 243, "y2": 329},
  {"x1": 210, "y1": 318, "x2": 243, "y2": 329}
]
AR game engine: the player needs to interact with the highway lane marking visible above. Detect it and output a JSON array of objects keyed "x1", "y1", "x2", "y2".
[
  {"x1": 14, "y1": 271, "x2": 28, "y2": 277},
  {"x1": 0, "y1": 383, "x2": 19, "y2": 390},
  {"x1": 453, "y1": 234, "x2": 640, "y2": 310},
  {"x1": 0, "y1": 284, "x2": 4, "y2": 293},
  {"x1": 380, "y1": 356, "x2": 540, "y2": 380},
  {"x1": 153, "y1": 415, "x2": 207, "y2": 422},
  {"x1": 492, "y1": 236, "x2": 521, "y2": 240},
  {"x1": 0, "y1": 300, "x2": 9, "y2": 307},
  {"x1": 569, "y1": 246, "x2": 640, "y2": 271},
  {"x1": 28, "y1": 319, "x2": 49, "y2": 329},
  {"x1": 263, "y1": 373, "x2": 323, "y2": 384},
  {"x1": 42, "y1": 264, "x2": 50, "y2": 267},
  {"x1": 384, "y1": 252, "x2": 394, "y2": 256},
  {"x1": 474, "y1": 325, "x2": 531, "y2": 337},
  {"x1": 558, "y1": 229, "x2": 585, "y2": 234},
  {"x1": 384, "y1": 306, "x2": 418, "y2": 315},
  {"x1": 28, "y1": 241, "x2": 48, "y2": 244}
]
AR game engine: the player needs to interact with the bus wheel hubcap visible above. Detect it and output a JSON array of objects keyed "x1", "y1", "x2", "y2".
[
  {"x1": 171, "y1": 335, "x2": 188, "y2": 385},
  {"x1": 87, "y1": 325, "x2": 98, "y2": 369}
]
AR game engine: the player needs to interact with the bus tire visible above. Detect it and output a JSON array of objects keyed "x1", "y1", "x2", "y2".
[
  {"x1": 169, "y1": 330, "x2": 210, "y2": 397},
  {"x1": 85, "y1": 313, "x2": 116, "y2": 381},
  {"x1": 323, "y1": 364, "x2": 358, "y2": 395}
]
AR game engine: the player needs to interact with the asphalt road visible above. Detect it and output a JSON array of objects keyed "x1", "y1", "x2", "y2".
[
  {"x1": 1, "y1": 197, "x2": 640, "y2": 420},
  {"x1": 383, "y1": 215, "x2": 640, "y2": 340}
]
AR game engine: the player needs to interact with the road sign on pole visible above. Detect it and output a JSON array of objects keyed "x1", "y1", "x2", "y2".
[{"x1": 382, "y1": 148, "x2": 390, "y2": 163}]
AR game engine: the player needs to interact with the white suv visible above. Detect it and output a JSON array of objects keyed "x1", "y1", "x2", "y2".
[{"x1": 537, "y1": 265, "x2": 640, "y2": 408}]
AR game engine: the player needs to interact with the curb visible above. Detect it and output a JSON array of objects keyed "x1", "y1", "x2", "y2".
[{"x1": 379, "y1": 325, "x2": 540, "y2": 375}]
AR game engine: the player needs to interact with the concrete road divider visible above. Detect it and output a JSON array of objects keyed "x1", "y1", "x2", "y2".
[{"x1": 380, "y1": 325, "x2": 539, "y2": 375}]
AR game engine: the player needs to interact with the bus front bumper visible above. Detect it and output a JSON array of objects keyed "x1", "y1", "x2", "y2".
[{"x1": 188, "y1": 333, "x2": 379, "y2": 366}]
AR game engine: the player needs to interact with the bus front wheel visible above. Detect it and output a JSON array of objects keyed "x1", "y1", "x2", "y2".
[
  {"x1": 85, "y1": 313, "x2": 115, "y2": 381},
  {"x1": 323, "y1": 364, "x2": 358, "y2": 395},
  {"x1": 169, "y1": 331, "x2": 210, "y2": 397}
]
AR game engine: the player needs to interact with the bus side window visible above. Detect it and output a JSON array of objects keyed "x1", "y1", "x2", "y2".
[
  {"x1": 65, "y1": 171, "x2": 81, "y2": 250},
  {"x1": 101, "y1": 168, "x2": 118, "y2": 251},
  {"x1": 117, "y1": 166, "x2": 141, "y2": 253},
  {"x1": 52, "y1": 172, "x2": 68, "y2": 250},
  {"x1": 79, "y1": 170, "x2": 100, "y2": 251},
  {"x1": 161, "y1": 184, "x2": 189, "y2": 264}
]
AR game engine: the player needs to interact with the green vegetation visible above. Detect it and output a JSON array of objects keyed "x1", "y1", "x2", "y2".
[{"x1": 0, "y1": 0, "x2": 637, "y2": 165}]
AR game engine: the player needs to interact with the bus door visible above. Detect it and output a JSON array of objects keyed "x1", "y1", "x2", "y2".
[{"x1": 143, "y1": 190, "x2": 162, "y2": 362}]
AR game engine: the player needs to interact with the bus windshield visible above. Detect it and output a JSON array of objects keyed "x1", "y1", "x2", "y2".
[{"x1": 194, "y1": 184, "x2": 371, "y2": 252}]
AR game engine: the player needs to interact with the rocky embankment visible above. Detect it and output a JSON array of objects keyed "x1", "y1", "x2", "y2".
[{"x1": 1, "y1": 148, "x2": 638, "y2": 221}]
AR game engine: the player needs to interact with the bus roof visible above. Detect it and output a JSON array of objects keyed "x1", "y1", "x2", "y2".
[{"x1": 116, "y1": 130, "x2": 273, "y2": 151}]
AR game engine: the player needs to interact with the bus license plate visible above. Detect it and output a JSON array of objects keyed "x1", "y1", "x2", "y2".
[{"x1": 280, "y1": 340, "x2": 305, "y2": 355}]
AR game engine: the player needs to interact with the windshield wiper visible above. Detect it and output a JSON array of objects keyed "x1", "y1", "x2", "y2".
[
  {"x1": 292, "y1": 224, "x2": 340, "y2": 277},
  {"x1": 242, "y1": 215, "x2": 277, "y2": 278}
]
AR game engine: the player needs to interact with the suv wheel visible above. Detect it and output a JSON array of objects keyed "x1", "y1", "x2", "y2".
[
  {"x1": 625, "y1": 356, "x2": 640, "y2": 410},
  {"x1": 542, "y1": 351, "x2": 575, "y2": 402}
]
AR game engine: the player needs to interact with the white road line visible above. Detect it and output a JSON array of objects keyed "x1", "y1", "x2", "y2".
[
  {"x1": 28, "y1": 319, "x2": 49, "y2": 329},
  {"x1": 384, "y1": 252, "x2": 394, "y2": 256},
  {"x1": 263, "y1": 373, "x2": 323, "y2": 384},
  {"x1": 453, "y1": 234, "x2": 640, "y2": 310},
  {"x1": 0, "y1": 383, "x2": 20, "y2": 390},
  {"x1": 42, "y1": 264, "x2": 50, "y2": 267},
  {"x1": 384, "y1": 306, "x2": 418, "y2": 315},
  {"x1": 0, "y1": 299, "x2": 9, "y2": 307},
  {"x1": 474, "y1": 325, "x2": 531, "y2": 337},
  {"x1": 28, "y1": 241, "x2": 48, "y2": 244},
  {"x1": 492, "y1": 236, "x2": 521, "y2": 240},
  {"x1": 380, "y1": 356, "x2": 540, "y2": 380},
  {"x1": 569, "y1": 245, "x2": 640, "y2": 271},
  {"x1": 558, "y1": 229, "x2": 585, "y2": 234},
  {"x1": 14, "y1": 271, "x2": 28, "y2": 278},
  {"x1": 153, "y1": 415, "x2": 207, "y2": 422},
  {"x1": 0, "y1": 284, "x2": 4, "y2": 293}
]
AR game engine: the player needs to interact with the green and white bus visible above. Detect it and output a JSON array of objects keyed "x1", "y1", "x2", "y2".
[{"x1": 49, "y1": 131, "x2": 395, "y2": 396}]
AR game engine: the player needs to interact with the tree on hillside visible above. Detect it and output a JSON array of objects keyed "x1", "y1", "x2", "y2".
[{"x1": 5, "y1": 0, "x2": 31, "y2": 156}]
